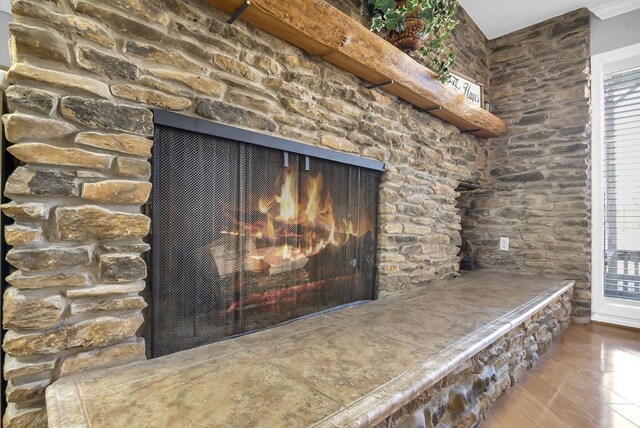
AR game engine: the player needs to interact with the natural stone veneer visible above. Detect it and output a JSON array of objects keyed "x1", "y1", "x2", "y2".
[
  {"x1": 0, "y1": 1, "x2": 587, "y2": 427},
  {"x1": 460, "y1": 9, "x2": 592, "y2": 323},
  {"x1": 378, "y1": 290, "x2": 572, "y2": 428}
]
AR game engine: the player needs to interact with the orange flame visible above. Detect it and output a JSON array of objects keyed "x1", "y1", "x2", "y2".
[
  {"x1": 276, "y1": 173, "x2": 296, "y2": 221},
  {"x1": 235, "y1": 170, "x2": 373, "y2": 260},
  {"x1": 305, "y1": 175, "x2": 322, "y2": 224},
  {"x1": 343, "y1": 220, "x2": 356, "y2": 238}
]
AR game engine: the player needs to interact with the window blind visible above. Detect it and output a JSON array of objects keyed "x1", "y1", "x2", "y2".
[{"x1": 603, "y1": 65, "x2": 640, "y2": 301}]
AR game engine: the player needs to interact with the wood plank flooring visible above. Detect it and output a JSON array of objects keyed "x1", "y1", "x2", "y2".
[{"x1": 482, "y1": 323, "x2": 640, "y2": 428}]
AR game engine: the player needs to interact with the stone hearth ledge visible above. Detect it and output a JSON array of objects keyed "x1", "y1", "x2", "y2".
[{"x1": 45, "y1": 271, "x2": 574, "y2": 428}]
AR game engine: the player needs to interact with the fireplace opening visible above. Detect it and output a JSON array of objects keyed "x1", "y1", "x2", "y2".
[{"x1": 147, "y1": 112, "x2": 383, "y2": 357}]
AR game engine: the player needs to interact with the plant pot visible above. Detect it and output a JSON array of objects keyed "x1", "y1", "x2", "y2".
[{"x1": 387, "y1": 10, "x2": 425, "y2": 52}]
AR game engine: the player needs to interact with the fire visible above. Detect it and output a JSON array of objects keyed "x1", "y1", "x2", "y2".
[
  {"x1": 343, "y1": 220, "x2": 356, "y2": 237},
  {"x1": 282, "y1": 243, "x2": 291, "y2": 259},
  {"x1": 275, "y1": 173, "x2": 296, "y2": 221},
  {"x1": 231, "y1": 170, "x2": 372, "y2": 260},
  {"x1": 328, "y1": 222, "x2": 337, "y2": 245},
  {"x1": 305, "y1": 175, "x2": 321, "y2": 224},
  {"x1": 281, "y1": 243, "x2": 306, "y2": 261},
  {"x1": 266, "y1": 216, "x2": 275, "y2": 240}
]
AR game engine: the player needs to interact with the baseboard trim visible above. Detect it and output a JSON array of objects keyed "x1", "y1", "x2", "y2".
[{"x1": 591, "y1": 313, "x2": 640, "y2": 330}]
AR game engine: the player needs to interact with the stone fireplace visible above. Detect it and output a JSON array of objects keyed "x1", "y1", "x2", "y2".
[
  {"x1": 147, "y1": 112, "x2": 382, "y2": 356},
  {"x1": 1, "y1": 2, "x2": 486, "y2": 424},
  {"x1": 1, "y1": 0, "x2": 593, "y2": 426}
]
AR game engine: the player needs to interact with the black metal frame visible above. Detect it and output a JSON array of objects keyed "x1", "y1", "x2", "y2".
[
  {"x1": 145, "y1": 110, "x2": 383, "y2": 357},
  {"x1": 152, "y1": 110, "x2": 386, "y2": 172}
]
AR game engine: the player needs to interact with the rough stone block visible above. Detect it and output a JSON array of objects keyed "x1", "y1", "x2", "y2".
[
  {"x1": 8, "y1": 143, "x2": 113, "y2": 170},
  {"x1": 174, "y1": 21, "x2": 237, "y2": 55},
  {"x1": 2, "y1": 403, "x2": 47, "y2": 428},
  {"x1": 6, "y1": 85, "x2": 57, "y2": 115},
  {"x1": 149, "y1": 69, "x2": 224, "y2": 96},
  {"x1": 110, "y1": 84, "x2": 191, "y2": 110},
  {"x1": 12, "y1": 0, "x2": 115, "y2": 47},
  {"x1": 116, "y1": 157, "x2": 151, "y2": 179},
  {"x1": 1, "y1": 202, "x2": 48, "y2": 220},
  {"x1": 197, "y1": 99, "x2": 276, "y2": 132},
  {"x1": 104, "y1": 0, "x2": 170, "y2": 24},
  {"x1": 6, "y1": 378, "x2": 50, "y2": 403},
  {"x1": 497, "y1": 171, "x2": 545, "y2": 182},
  {"x1": 5, "y1": 225, "x2": 42, "y2": 246},
  {"x1": 124, "y1": 40, "x2": 207, "y2": 74},
  {"x1": 99, "y1": 253, "x2": 147, "y2": 283},
  {"x1": 2, "y1": 314, "x2": 144, "y2": 356},
  {"x1": 75, "y1": 132, "x2": 152, "y2": 158},
  {"x1": 213, "y1": 54, "x2": 260, "y2": 80},
  {"x1": 4, "y1": 167, "x2": 78, "y2": 197},
  {"x1": 383, "y1": 224, "x2": 404, "y2": 234},
  {"x1": 247, "y1": 54, "x2": 281, "y2": 75},
  {"x1": 139, "y1": 76, "x2": 192, "y2": 98},
  {"x1": 550, "y1": 13, "x2": 589, "y2": 37},
  {"x1": 70, "y1": 296, "x2": 147, "y2": 315},
  {"x1": 98, "y1": 243, "x2": 150, "y2": 254},
  {"x1": 3, "y1": 288, "x2": 64, "y2": 329},
  {"x1": 404, "y1": 224, "x2": 431, "y2": 235},
  {"x1": 7, "y1": 63, "x2": 110, "y2": 99},
  {"x1": 320, "y1": 135, "x2": 358, "y2": 153},
  {"x1": 59, "y1": 338, "x2": 145, "y2": 377},
  {"x1": 55, "y1": 205, "x2": 150, "y2": 241},
  {"x1": 225, "y1": 88, "x2": 281, "y2": 113},
  {"x1": 378, "y1": 253, "x2": 405, "y2": 262},
  {"x1": 64, "y1": 281, "x2": 146, "y2": 298},
  {"x1": 61, "y1": 96, "x2": 153, "y2": 136},
  {"x1": 2, "y1": 113, "x2": 77, "y2": 143},
  {"x1": 6, "y1": 271, "x2": 89, "y2": 289},
  {"x1": 82, "y1": 180, "x2": 152, "y2": 205},
  {"x1": 508, "y1": 359, "x2": 528, "y2": 385},
  {"x1": 81, "y1": 0, "x2": 211, "y2": 59},
  {"x1": 6, "y1": 247, "x2": 91, "y2": 272},
  {"x1": 379, "y1": 263, "x2": 400, "y2": 274},
  {"x1": 9, "y1": 23, "x2": 70, "y2": 64},
  {"x1": 3, "y1": 355, "x2": 56, "y2": 380},
  {"x1": 77, "y1": 45, "x2": 139, "y2": 80}
]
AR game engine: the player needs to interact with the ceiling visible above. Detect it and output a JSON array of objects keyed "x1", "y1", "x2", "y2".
[{"x1": 459, "y1": 0, "x2": 640, "y2": 39}]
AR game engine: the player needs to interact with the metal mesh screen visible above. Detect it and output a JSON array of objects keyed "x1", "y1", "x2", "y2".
[{"x1": 150, "y1": 125, "x2": 379, "y2": 357}]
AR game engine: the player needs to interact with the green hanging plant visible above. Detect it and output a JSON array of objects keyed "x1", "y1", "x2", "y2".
[{"x1": 368, "y1": 0, "x2": 459, "y2": 82}]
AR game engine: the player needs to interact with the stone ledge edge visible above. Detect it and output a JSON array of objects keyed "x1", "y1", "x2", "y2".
[{"x1": 315, "y1": 279, "x2": 576, "y2": 428}]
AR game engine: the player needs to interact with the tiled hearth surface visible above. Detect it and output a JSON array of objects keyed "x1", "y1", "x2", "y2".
[{"x1": 45, "y1": 270, "x2": 574, "y2": 427}]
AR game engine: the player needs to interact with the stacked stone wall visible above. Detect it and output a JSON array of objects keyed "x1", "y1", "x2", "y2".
[
  {"x1": 2, "y1": 0, "x2": 489, "y2": 425},
  {"x1": 460, "y1": 9, "x2": 592, "y2": 323}
]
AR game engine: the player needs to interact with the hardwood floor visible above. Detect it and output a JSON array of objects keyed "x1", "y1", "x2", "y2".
[{"x1": 482, "y1": 323, "x2": 640, "y2": 428}]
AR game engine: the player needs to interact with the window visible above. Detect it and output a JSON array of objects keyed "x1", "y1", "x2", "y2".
[
  {"x1": 592, "y1": 42, "x2": 640, "y2": 328},
  {"x1": 602, "y1": 65, "x2": 640, "y2": 301}
]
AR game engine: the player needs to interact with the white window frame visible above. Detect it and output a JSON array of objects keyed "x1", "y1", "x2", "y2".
[{"x1": 591, "y1": 42, "x2": 640, "y2": 329}]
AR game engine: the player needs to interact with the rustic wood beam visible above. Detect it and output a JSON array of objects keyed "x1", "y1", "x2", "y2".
[{"x1": 205, "y1": 0, "x2": 508, "y2": 138}]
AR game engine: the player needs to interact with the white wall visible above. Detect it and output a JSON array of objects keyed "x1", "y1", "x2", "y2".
[
  {"x1": 0, "y1": 0, "x2": 9, "y2": 69},
  {"x1": 0, "y1": 11, "x2": 10, "y2": 70},
  {"x1": 591, "y1": 8, "x2": 640, "y2": 56}
]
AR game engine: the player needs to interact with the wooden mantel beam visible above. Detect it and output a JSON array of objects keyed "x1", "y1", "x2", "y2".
[{"x1": 205, "y1": 0, "x2": 508, "y2": 138}]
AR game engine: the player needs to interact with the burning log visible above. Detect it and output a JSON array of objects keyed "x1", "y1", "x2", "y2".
[
  {"x1": 252, "y1": 245, "x2": 309, "y2": 275},
  {"x1": 244, "y1": 268, "x2": 310, "y2": 291},
  {"x1": 218, "y1": 275, "x2": 351, "y2": 317},
  {"x1": 194, "y1": 234, "x2": 267, "y2": 277},
  {"x1": 305, "y1": 231, "x2": 375, "y2": 282}
]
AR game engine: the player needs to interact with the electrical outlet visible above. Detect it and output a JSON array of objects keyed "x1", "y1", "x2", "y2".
[{"x1": 499, "y1": 237, "x2": 509, "y2": 251}]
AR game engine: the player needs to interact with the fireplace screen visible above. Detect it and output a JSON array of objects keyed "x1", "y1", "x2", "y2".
[{"x1": 149, "y1": 119, "x2": 381, "y2": 357}]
